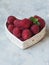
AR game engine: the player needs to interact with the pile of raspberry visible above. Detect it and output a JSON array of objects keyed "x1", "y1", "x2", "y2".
[{"x1": 6, "y1": 15, "x2": 45, "y2": 41}]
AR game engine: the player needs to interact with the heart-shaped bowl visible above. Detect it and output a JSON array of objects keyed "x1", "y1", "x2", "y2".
[{"x1": 5, "y1": 21, "x2": 46, "y2": 49}]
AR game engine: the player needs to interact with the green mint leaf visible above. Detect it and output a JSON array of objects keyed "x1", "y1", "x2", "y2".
[{"x1": 30, "y1": 17, "x2": 40, "y2": 25}]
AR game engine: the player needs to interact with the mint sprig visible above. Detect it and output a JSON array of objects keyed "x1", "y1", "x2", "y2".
[{"x1": 30, "y1": 17, "x2": 40, "y2": 25}]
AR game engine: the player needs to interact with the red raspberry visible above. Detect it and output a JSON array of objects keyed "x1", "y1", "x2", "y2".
[
  {"x1": 34, "y1": 15, "x2": 41, "y2": 19},
  {"x1": 22, "y1": 29, "x2": 32, "y2": 40},
  {"x1": 14, "y1": 19, "x2": 21, "y2": 27},
  {"x1": 31, "y1": 25, "x2": 39, "y2": 34},
  {"x1": 14, "y1": 19, "x2": 25, "y2": 31},
  {"x1": 34, "y1": 15, "x2": 45, "y2": 29},
  {"x1": 8, "y1": 24, "x2": 14, "y2": 33},
  {"x1": 13, "y1": 27, "x2": 21, "y2": 38},
  {"x1": 19, "y1": 18, "x2": 32, "y2": 29},
  {"x1": 7, "y1": 16, "x2": 16, "y2": 24},
  {"x1": 38, "y1": 19, "x2": 45, "y2": 29}
]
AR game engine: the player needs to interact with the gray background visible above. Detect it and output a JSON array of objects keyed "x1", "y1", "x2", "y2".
[{"x1": 0, "y1": 0, "x2": 49, "y2": 65}]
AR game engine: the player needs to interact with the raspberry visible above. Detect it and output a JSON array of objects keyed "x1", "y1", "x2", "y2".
[
  {"x1": 31, "y1": 25, "x2": 39, "y2": 34},
  {"x1": 14, "y1": 19, "x2": 25, "y2": 31},
  {"x1": 34, "y1": 15, "x2": 41, "y2": 19},
  {"x1": 38, "y1": 19, "x2": 45, "y2": 29},
  {"x1": 14, "y1": 19, "x2": 21, "y2": 27},
  {"x1": 19, "y1": 18, "x2": 32, "y2": 29},
  {"x1": 34, "y1": 15, "x2": 45, "y2": 29},
  {"x1": 13, "y1": 27, "x2": 21, "y2": 38},
  {"x1": 8, "y1": 24, "x2": 14, "y2": 33},
  {"x1": 22, "y1": 29, "x2": 32, "y2": 40},
  {"x1": 7, "y1": 16, "x2": 16, "y2": 24}
]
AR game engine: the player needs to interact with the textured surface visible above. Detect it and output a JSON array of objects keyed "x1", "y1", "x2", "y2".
[{"x1": 0, "y1": 0, "x2": 49, "y2": 65}]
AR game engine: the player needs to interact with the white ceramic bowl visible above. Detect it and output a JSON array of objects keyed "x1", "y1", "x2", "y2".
[{"x1": 5, "y1": 22, "x2": 46, "y2": 49}]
